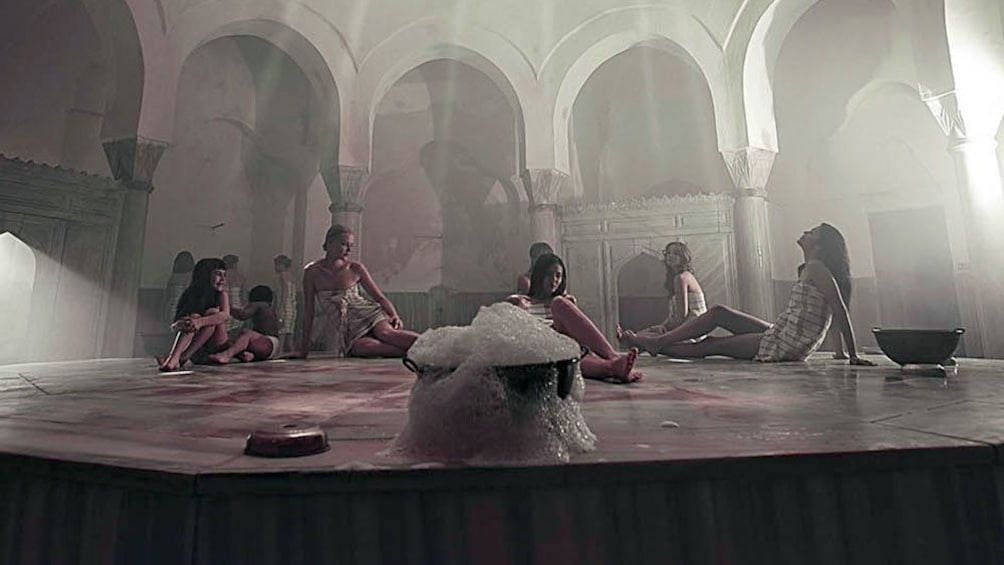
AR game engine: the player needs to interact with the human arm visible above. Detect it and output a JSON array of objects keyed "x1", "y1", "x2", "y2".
[
  {"x1": 516, "y1": 274, "x2": 531, "y2": 295},
  {"x1": 354, "y1": 262, "x2": 403, "y2": 329},
  {"x1": 229, "y1": 303, "x2": 258, "y2": 321},
  {"x1": 187, "y1": 291, "x2": 231, "y2": 330},
  {"x1": 804, "y1": 261, "x2": 875, "y2": 366},
  {"x1": 506, "y1": 294, "x2": 532, "y2": 309}
]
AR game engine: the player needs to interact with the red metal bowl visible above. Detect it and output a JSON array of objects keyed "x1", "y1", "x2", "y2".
[{"x1": 244, "y1": 424, "x2": 330, "y2": 458}]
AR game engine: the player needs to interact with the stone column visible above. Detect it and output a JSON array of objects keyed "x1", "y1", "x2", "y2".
[
  {"x1": 517, "y1": 168, "x2": 567, "y2": 250},
  {"x1": 722, "y1": 147, "x2": 777, "y2": 319},
  {"x1": 101, "y1": 136, "x2": 167, "y2": 358},
  {"x1": 322, "y1": 165, "x2": 368, "y2": 249},
  {"x1": 927, "y1": 92, "x2": 1004, "y2": 356}
]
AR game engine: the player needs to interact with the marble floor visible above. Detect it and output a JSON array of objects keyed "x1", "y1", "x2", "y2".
[{"x1": 1, "y1": 352, "x2": 1002, "y2": 475}]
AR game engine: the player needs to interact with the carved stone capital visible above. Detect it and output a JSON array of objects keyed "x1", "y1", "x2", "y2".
[
  {"x1": 721, "y1": 147, "x2": 776, "y2": 192},
  {"x1": 102, "y1": 136, "x2": 167, "y2": 192},
  {"x1": 518, "y1": 168, "x2": 567, "y2": 207},
  {"x1": 322, "y1": 164, "x2": 369, "y2": 207},
  {"x1": 920, "y1": 89, "x2": 966, "y2": 140},
  {"x1": 329, "y1": 201, "x2": 363, "y2": 214}
]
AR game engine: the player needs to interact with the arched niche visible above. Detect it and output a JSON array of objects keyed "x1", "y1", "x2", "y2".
[
  {"x1": 0, "y1": 0, "x2": 110, "y2": 174},
  {"x1": 0, "y1": 232, "x2": 36, "y2": 363},
  {"x1": 568, "y1": 45, "x2": 730, "y2": 204},
  {"x1": 364, "y1": 58, "x2": 528, "y2": 293},
  {"x1": 616, "y1": 252, "x2": 666, "y2": 332}
]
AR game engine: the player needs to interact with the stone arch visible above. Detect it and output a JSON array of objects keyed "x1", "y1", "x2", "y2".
[
  {"x1": 77, "y1": 0, "x2": 148, "y2": 141},
  {"x1": 545, "y1": 7, "x2": 730, "y2": 187},
  {"x1": 740, "y1": 0, "x2": 941, "y2": 153},
  {"x1": 157, "y1": 2, "x2": 351, "y2": 156},
  {"x1": 355, "y1": 19, "x2": 536, "y2": 177}
]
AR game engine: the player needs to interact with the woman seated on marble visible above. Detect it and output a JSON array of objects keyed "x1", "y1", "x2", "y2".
[
  {"x1": 620, "y1": 223, "x2": 876, "y2": 365},
  {"x1": 295, "y1": 225, "x2": 419, "y2": 358},
  {"x1": 516, "y1": 241, "x2": 554, "y2": 294},
  {"x1": 507, "y1": 253, "x2": 643, "y2": 383},
  {"x1": 617, "y1": 241, "x2": 707, "y2": 349},
  {"x1": 156, "y1": 258, "x2": 231, "y2": 371}
]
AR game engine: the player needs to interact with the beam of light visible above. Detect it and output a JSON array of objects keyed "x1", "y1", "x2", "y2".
[
  {"x1": 0, "y1": 230, "x2": 132, "y2": 365},
  {"x1": 0, "y1": 233, "x2": 34, "y2": 364}
]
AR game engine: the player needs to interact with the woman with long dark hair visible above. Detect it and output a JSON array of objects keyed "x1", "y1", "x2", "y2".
[
  {"x1": 508, "y1": 253, "x2": 642, "y2": 383},
  {"x1": 617, "y1": 241, "x2": 707, "y2": 345},
  {"x1": 156, "y1": 257, "x2": 231, "y2": 371},
  {"x1": 621, "y1": 224, "x2": 875, "y2": 365}
]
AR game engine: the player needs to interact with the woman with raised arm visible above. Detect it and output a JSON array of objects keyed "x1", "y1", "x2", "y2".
[
  {"x1": 621, "y1": 223, "x2": 876, "y2": 365},
  {"x1": 296, "y1": 225, "x2": 419, "y2": 358}
]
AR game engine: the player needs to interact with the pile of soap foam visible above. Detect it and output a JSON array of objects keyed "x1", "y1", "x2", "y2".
[{"x1": 388, "y1": 302, "x2": 595, "y2": 463}]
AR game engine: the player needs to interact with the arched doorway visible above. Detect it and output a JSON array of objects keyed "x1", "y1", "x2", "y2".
[
  {"x1": 0, "y1": 232, "x2": 36, "y2": 363},
  {"x1": 617, "y1": 252, "x2": 667, "y2": 332}
]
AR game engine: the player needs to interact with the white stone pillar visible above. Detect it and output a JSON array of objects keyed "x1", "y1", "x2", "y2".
[
  {"x1": 722, "y1": 147, "x2": 776, "y2": 319},
  {"x1": 926, "y1": 92, "x2": 1004, "y2": 357},
  {"x1": 322, "y1": 164, "x2": 368, "y2": 251},
  {"x1": 517, "y1": 168, "x2": 567, "y2": 251},
  {"x1": 101, "y1": 136, "x2": 167, "y2": 358}
]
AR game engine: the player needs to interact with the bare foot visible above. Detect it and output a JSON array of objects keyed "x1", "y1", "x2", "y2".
[
  {"x1": 608, "y1": 348, "x2": 642, "y2": 384},
  {"x1": 156, "y1": 356, "x2": 183, "y2": 372},
  {"x1": 615, "y1": 324, "x2": 630, "y2": 347},
  {"x1": 208, "y1": 352, "x2": 231, "y2": 364},
  {"x1": 238, "y1": 351, "x2": 255, "y2": 362}
]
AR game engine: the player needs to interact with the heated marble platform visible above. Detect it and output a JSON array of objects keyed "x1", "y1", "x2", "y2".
[{"x1": 2, "y1": 354, "x2": 1004, "y2": 564}]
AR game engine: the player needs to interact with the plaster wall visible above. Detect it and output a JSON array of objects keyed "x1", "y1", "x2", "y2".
[
  {"x1": 143, "y1": 39, "x2": 257, "y2": 289},
  {"x1": 0, "y1": 0, "x2": 109, "y2": 175}
]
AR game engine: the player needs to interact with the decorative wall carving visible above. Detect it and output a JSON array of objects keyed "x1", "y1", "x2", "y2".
[{"x1": 561, "y1": 192, "x2": 737, "y2": 339}]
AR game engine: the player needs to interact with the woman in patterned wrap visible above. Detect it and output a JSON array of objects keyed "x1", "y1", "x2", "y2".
[
  {"x1": 622, "y1": 223, "x2": 875, "y2": 365},
  {"x1": 294, "y1": 225, "x2": 419, "y2": 358}
]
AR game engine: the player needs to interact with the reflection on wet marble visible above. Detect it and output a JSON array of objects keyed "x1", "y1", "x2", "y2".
[{"x1": 1, "y1": 352, "x2": 1002, "y2": 474}]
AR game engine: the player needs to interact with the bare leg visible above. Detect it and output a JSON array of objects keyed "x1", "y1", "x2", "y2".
[
  {"x1": 550, "y1": 297, "x2": 642, "y2": 383},
  {"x1": 626, "y1": 305, "x2": 771, "y2": 353},
  {"x1": 658, "y1": 333, "x2": 764, "y2": 360},
  {"x1": 242, "y1": 334, "x2": 275, "y2": 360},
  {"x1": 209, "y1": 330, "x2": 256, "y2": 364},
  {"x1": 370, "y1": 321, "x2": 420, "y2": 351},
  {"x1": 349, "y1": 336, "x2": 409, "y2": 358},
  {"x1": 179, "y1": 311, "x2": 229, "y2": 364},
  {"x1": 550, "y1": 297, "x2": 619, "y2": 360},
  {"x1": 158, "y1": 331, "x2": 195, "y2": 371}
]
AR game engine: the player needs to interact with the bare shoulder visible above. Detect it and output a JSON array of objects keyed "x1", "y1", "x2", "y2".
[
  {"x1": 348, "y1": 260, "x2": 368, "y2": 274},
  {"x1": 303, "y1": 260, "x2": 322, "y2": 274},
  {"x1": 803, "y1": 259, "x2": 831, "y2": 277}
]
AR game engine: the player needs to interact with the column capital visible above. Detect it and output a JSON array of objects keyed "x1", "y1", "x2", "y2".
[
  {"x1": 921, "y1": 89, "x2": 966, "y2": 140},
  {"x1": 102, "y1": 136, "x2": 167, "y2": 191},
  {"x1": 721, "y1": 147, "x2": 776, "y2": 194},
  {"x1": 328, "y1": 201, "x2": 363, "y2": 214},
  {"x1": 517, "y1": 168, "x2": 567, "y2": 207},
  {"x1": 322, "y1": 164, "x2": 369, "y2": 207}
]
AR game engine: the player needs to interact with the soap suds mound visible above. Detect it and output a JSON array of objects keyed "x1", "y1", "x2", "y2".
[{"x1": 389, "y1": 303, "x2": 595, "y2": 463}]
